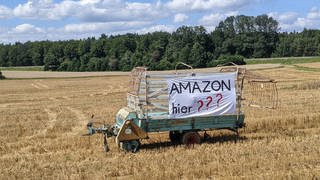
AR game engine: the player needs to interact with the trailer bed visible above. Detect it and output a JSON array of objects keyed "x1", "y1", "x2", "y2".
[{"x1": 141, "y1": 113, "x2": 244, "y2": 133}]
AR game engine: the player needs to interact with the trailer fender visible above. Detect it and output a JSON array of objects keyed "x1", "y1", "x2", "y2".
[{"x1": 116, "y1": 120, "x2": 148, "y2": 143}]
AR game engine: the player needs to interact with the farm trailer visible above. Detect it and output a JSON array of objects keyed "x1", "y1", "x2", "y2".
[{"x1": 85, "y1": 64, "x2": 273, "y2": 152}]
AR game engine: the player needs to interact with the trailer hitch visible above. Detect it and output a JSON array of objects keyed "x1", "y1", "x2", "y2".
[{"x1": 84, "y1": 122, "x2": 115, "y2": 152}]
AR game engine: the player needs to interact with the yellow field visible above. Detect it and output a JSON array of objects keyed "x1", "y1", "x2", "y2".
[
  {"x1": 296, "y1": 62, "x2": 320, "y2": 68},
  {"x1": 0, "y1": 65, "x2": 320, "y2": 179}
]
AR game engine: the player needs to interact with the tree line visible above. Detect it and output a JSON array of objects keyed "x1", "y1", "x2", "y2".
[{"x1": 0, "y1": 14, "x2": 320, "y2": 71}]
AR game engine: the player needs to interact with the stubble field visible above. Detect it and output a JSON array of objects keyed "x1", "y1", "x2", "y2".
[{"x1": 0, "y1": 64, "x2": 320, "y2": 179}]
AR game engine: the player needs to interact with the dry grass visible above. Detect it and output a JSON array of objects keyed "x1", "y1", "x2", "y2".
[
  {"x1": 1, "y1": 64, "x2": 282, "y2": 79},
  {"x1": 1, "y1": 70, "x2": 129, "y2": 79},
  {"x1": 296, "y1": 62, "x2": 320, "y2": 68},
  {"x1": 1, "y1": 65, "x2": 320, "y2": 179}
]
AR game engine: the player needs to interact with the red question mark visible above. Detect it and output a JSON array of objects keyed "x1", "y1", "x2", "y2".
[
  {"x1": 206, "y1": 96, "x2": 212, "y2": 110},
  {"x1": 216, "y1": 93, "x2": 223, "y2": 107},
  {"x1": 197, "y1": 100, "x2": 204, "y2": 112}
]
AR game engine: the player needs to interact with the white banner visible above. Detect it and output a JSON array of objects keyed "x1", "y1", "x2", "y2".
[{"x1": 167, "y1": 72, "x2": 236, "y2": 119}]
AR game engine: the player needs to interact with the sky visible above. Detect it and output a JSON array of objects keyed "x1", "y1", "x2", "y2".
[{"x1": 0, "y1": 0, "x2": 320, "y2": 43}]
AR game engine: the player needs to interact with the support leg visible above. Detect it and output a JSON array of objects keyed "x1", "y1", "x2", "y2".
[
  {"x1": 203, "y1": 131, "x2": 210, "y2": 141},
  {"x1": 104, "y1": 134, "x2": 109, "y2": 152},
  {"x1": 234, "y1": 129, "x2": 239, "y2": 143}
]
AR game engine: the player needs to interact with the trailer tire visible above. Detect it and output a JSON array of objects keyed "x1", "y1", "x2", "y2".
[
  {"x1": 169, "y1": 131, "x2": 181, "y2": 143},
  {"x1": 181, "y1": 131, "x2": 201, "y2": 146},
  {"x1": 122, "y1": 140, "x2": 140, "y2": 153}
]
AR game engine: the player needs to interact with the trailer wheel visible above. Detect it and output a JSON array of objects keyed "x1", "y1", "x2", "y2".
[
  {"x1": 122, "y1": 140, "x2": 140, "y2": 153},
  {"x1": 169, "y1": 131, "x2": 181, "y2": 143},
  {"x1": 181, "y1": 131, "x2": 201, "y2": 146}
]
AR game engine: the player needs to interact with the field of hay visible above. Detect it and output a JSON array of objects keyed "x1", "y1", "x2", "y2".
[
  {"x1": 296, "y1": 62, "x2": 320, "y2": 69},
  {"x1": 0, "y1": 64, "x2": 320, "y2": 179}
]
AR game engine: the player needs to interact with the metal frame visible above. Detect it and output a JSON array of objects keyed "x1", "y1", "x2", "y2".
[
  {"x1": 85, "y1": 63, "x2": 278, "y2": 152},
  {"x1": 127, "y1": 64, "x2": 246, "y2": 121}
]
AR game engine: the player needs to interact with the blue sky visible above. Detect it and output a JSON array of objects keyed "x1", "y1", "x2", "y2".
[{"x1": 1, "y1": 0, "x2": 320, "y2": 43}]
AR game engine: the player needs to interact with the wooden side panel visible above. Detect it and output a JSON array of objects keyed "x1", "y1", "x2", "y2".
[
  {"x1": 129, "y1": 68, "x2": 243, "y2": 121},
  {"x1": 140, "y1": 114, "x2": 245, "y2": 132}
]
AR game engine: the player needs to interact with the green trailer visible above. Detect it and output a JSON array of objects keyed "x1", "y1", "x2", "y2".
[{"x1": 85, "y1": 63, "x2": 276, "y2": 152}]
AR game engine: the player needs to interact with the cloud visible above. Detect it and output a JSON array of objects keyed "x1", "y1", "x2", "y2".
[
  {"x1": 7, "y1": 0, "x2": 167, "y2": 22},
  {"x1": 174, "y1": 13, "x2": 188, "y2": 23},
  {"x1": 0, "y1": 5, "x2": 12, "y2": 19},
  {"x1": 269, "y1": 7, "x2": 320, "y2": 31},
  {"x1": 47, "y1": 1, "x2": 78, "y2": 20},
  {"x1": 12, "y1": 0, "x2": 56, "y2": 19},
  {"x1": 77, "y1": 1, "x2": 166, "y2": 22},
  {"x1": 278, "y1": 12, "x2": 298, "y2": 23},
  {"x1": 166, "y1": 0, "x2": 254, "y2": 12},
  {"x1": 0, "y1": 23, "x2": 46, "y2": 43},
  {"x1": 135, "y1": 25, "x2": 176, "y2": 34},
  {"x1": 268, "y1": 12, "x2": 298, "y2": 24},
  {"x1": 10, "y1": 0, "x2": 71, "y2": 20},
  {"x1": 2, "y1": 0, "x2": 320, "y2": 43},
  {"x1": 63, "y1": 21, "x2": 153, "y2": 33},
  {"x1": 13, "y1": 24, "x2": 44, "y2": 33},
  {"x1": 307, "y1": 7, "x2": 320, "y2": 19},
  {"x1": 11, "y1": 0, "x2": 251, "y2": 21},
  {"x1": 293, "y1": 17, "x2": 320, "y2": 30},
  {"x1": 0, "y1": 26, "x2": 8, "y2": 34},
  {"x1": 0, "y1": 22, "x2": 176, "y2": 44},
  {"x1": 198, "y1": 13, "x2": 225, "y2": 26},
  {"x1": 13, "y1": 1, "x2": 37, "y2": 18},
  {"x1": 198, "y1": 11, "x2": 238, "y2": 28}
]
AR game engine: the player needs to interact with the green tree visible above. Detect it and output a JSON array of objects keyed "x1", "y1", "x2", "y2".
[
  {"x1": 44, "y1": 51, "x2": 59, "y2": 70},
  {"x1": 3, "y1": 14, "x2": 320, "y2": 71},
  {"x1": 90, "y1": 39, "x2": 106, "y2": 58},
  {"x1": 0, "y1": 45, "x2": 9, "y2": 66},
  {"x1": 190, "y1": 42, "x2": 207, "y2": 68},
  {"x1": 79, "y1": 54, "x2": 90, "y2": 71},
  {"x1": 209, "y1": 55, "x2": 246, "y2": 67},
  {"x1": 64, "y1": 41, "x2": 78, "y2": 59},
  {"x1": 108, "y1": 57, "x2": 119, "y2": 71},
  {"x1": 119, "y1": 51, "x2": 133, "y2": 71},
  {"x1": 77, "y1": 38, "x2": 91, "y2": 56}
]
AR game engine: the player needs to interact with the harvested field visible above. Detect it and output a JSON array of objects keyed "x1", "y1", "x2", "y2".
[
  {"x1": 1, "y1": 63, "x2": 282, "y2": 79},
  {"x1": 296, "y1": 62, "x2": 320, "y2": 68},
  {"x1": 0, "y1": 64, "x2": 320, "y2": 179},
  {"x1": 1, "y1": 70, "x2": 129, "y2": 79}
]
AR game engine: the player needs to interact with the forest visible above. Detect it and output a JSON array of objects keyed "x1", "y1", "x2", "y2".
[{"x1": 0, "y1": 14, "x2": 320, "y2": 71}]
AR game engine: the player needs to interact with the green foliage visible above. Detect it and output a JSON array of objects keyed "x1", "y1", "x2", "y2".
[
  {"x1": 108, "y1": 57, "x2": 119, "y2": 71},
  {"x1": 43, "y1": 52, "x2": 59, "y2": 71},
  {"x1": 190, "y1": 42, "x2": 207, "y2": 68},
  {"x1": 158, "y1": 59, "x2": 173, "y2": 70},
  {"x1": 209, "y1": 55, "x2": 246, "y2": 67},
  {"x1": 0, "y1": 66, "x2": 43, "y2": 71},
  {"x1": 246, "y1": 57, "x2": 320, "y2": 65},
  {"x1": 0, "y1": 14, "x2": 320, "y2": 71}
]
